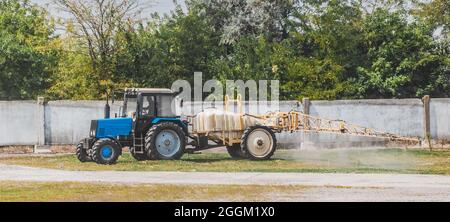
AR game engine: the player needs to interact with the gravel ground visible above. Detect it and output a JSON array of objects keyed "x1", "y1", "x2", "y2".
[
  {"x1": 1, "y1": 164, "x2": 450, "y2": 201},
  {"x1": 273, "y1": 187, "x2": 450, "y2": 202}
]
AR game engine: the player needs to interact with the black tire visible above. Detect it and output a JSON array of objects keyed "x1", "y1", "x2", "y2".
[
  {"x1": 145, "y1": 122, "x2": 186, "y2": 160},
  {"x1": 241, "y1": 126, "x2": 277, "y2": 160},
  {"x1": 76, "y1": 141, "x2": 90, "y2": 162},
  {"x1": 91, "y1": 138, "x2": 121, "y2": 165},
  {"x1": 226, "y1": 144, "x2": 246, "y2": 159},
  {"x1": 130, "y1": 146, "x2": 149, "y2": 161}
]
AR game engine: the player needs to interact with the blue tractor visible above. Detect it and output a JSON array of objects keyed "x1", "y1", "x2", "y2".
[{"x1": 77, "y1": 88, "x2": 189, "y2": 165}]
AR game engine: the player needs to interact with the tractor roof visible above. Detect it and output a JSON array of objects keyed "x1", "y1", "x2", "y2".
[{"x1": 125, "y1": 88, "x2": 174, "y2": 94}]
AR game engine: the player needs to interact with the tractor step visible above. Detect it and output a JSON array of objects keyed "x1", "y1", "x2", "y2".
[{"x1": 133, "y1": 136, "x2": 145, "y2": 154}]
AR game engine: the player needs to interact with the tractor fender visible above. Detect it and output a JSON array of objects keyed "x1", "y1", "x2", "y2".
[{"x1": 152, "y1": 118, "x2": 189, "y2": 135}]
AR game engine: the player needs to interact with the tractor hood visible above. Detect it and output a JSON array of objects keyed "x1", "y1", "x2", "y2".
[{"x1": 91, "y1": 118, "x2": 133, "y2": 139}]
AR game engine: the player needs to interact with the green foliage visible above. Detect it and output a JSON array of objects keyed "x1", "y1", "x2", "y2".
[
  {"x1": 45, "y1": 37, "x2": 97, "y2": 100},
  {"x1": 210, "y1": 36, "x2": 276, "y2": 82},
  {"x1": 189, "y1": 0, "x2": 295, "y2": 44},
  {"x1": 116, "y1": 6, "x2": 225, "y2": 89},
  {"x1": 283, "y1": 57, "x2": 346, "y2": 100},
  {"x1": 269, "y1": 0, "x2": 364, "y2": 100},
  {"x1": 0, "y1": 0, "x2": 448, "y2": 101},
  {"x1": 356, "y1": 9, "x2": 449, "y2": 98},
  {"x1": 417, "y1": 0, "x2": 450, "y2": 38},
  {"x1": 0, "y1": 0, "x2": 58, "y2": 100}
]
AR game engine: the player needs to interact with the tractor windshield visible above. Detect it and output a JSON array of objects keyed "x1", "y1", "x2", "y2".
[{"x1": 121, "y1": 96, "x2": 138, "y2": 118}]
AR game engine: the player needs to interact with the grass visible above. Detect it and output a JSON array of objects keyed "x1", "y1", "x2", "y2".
[
  {"x1": 0, "y1": 181, "x2": 310, "y2": 202},
  {"x1": 1, "y1": 148, "x2": 450, "y2": 174}
]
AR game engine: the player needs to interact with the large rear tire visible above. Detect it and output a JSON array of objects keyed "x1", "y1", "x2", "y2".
[
  {"x1": 76, "y1": 141, "x2": 90, "y2": 162},
  {"x1": 145, "y1": 122, "x2": 186, "y2": 160},
  {"x1": 91, "y1": 139, "x2": 121, "y2": 165},
  {"x1": 241, "y1": 126, "x2": 277, "y2": 160},
  {"x1": 226, "y1": 144, "x2": 246, "y2": 159}
]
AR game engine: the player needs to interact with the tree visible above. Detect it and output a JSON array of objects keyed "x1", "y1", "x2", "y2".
[
  {"x1": 115, "y1": 3, "x2": 227, "y2": 90},
  {"x1": 54, "y1": 0, "x2": 152, "y2": 98},
  {"x1": 356, "y1": 9, "x2": 449, "y2": 98},
  {"x1": 358, "y1": 0, "x2": 414, "y2": 14},
  {"x1": 0, "y1": 0, "x2": 58, "y2": 100},
  {"x1": 416, "y1": 0, "x2": 450, "y2": 40},
  {"x1": 7, "y1": 0, "x2": 444, "y2": 101},
  {"x1": 46, "y1": 35, "x2": 97, "y2": 100},
  {"x1": 268, "y1": 0, "x2": 363, "y2": 100},
  {"x1": 210, "y1": 35, "x2": 276, "y2": 82},
  {"x1": 189, "y1": 0, "x2": 297, "y2": 45}
]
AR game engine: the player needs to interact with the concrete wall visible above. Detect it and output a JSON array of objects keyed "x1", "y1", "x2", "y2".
[
  {"x1": 44, "y1": 101, "x2": 123, "y2": 145},
  {"x1": 182, "y1": 99, "x2": 448, "y2": 149},
  {"x1": 310, "y1": 99, "x2": 425, "y2": 137},
  {"x1": 430, "y1": 99, "x2": 450, "y2": 139},
  {"x1": 299, "y1": 99, "x2": 427, "y2": 149},
  {"x1": 0, "y1": 98, "x2": 449, "y2": 149},
  {"x1": 0, "y1": 101, "x2": 39, "y2": 146},
  {"x1": 45, "y1": 101, "x2": 102, "y2": 145}
]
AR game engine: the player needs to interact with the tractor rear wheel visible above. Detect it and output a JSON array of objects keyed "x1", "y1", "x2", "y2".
[
  {"x1": 145, "y1": 122, "x2": 186, "y2": 160},
  {"x1": 76, "y1": 141, "x2": 90, "y2": 162},
  {"x1": 130, "y1": 146, "x2": 149, "y2": 161},
  {"x1": 91, "y1": 139, "x2": 121, "y2": 165},
  {"x1": 241, "y1": 126, "x2": 277, "y2": 160},
  {"x1": 226, "y1": 144, "x2": 246, "y2": 159}
]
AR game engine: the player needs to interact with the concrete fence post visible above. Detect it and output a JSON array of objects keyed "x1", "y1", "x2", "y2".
[
  {"x1": 422, "y1": 95, "x2": 431, "y2": 148},
  {"x1": 34, "y1": 97, "x2": 50, "y2": 153},
  {"x1": 302, "y1": 98, "x2": 310, "y2": 130}
]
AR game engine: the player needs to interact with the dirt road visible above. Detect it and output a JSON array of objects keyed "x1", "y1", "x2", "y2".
[{"x1": 1, "y1": 164, "x2": 450, "y2": 201}]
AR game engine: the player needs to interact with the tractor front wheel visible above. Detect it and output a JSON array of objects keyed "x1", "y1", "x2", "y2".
[
  {"x1": 76, "y1": 141, "x2": 91, "y2": 162},
  {"x1": 145, "y1": 122, "x2": 186, "y2": 160},
  {"x1": 91, "y1": 139, "x2": 121, "y2": 165}
]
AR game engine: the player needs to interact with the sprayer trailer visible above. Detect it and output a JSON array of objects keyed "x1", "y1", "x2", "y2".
[{"x1": 77, "y1": 88, "x2": 420, "y2": 165}]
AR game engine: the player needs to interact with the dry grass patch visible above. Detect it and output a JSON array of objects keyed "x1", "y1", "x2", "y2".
[
  {"x1": 0, "y1": 181, "x2": 309, "y2": 202},
  {"x1": 1, "y1": 149, "x2": 450, "y2": 174}
]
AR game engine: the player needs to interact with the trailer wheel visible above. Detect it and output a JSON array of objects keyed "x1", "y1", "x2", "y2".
[
  {"x1": 76, "y1": 141, "x2": 90, "y2": 162},
  {"x1": 91, "y1": 139, "x2": 121, "y2": 165},
  {"x1": 130, "y1": 147, "x2": 149, "y2": 161},
  {"x1": 241, "y1": 126, "x2": 277, "y2": 160},
  {"x1": 226, "y1": 144, "x2": 246, "y2": 159},
  {"x1": 145, "y1": 122, "x2": 186, "y2": 160}
]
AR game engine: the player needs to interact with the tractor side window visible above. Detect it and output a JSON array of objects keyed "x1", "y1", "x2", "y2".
[
  {"x1": 157, "y1": 95, "x2": 176, "y2": 117},
  {"x1": 142, "y1": 96, "x2": 155, "y2": 116}
]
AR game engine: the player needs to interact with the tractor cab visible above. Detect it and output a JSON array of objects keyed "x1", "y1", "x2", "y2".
[
  {"x1": 77, "y1": 88, "x2": 188, "y2": 165},
  {"x1": 115, "y1": 88, "x2": 179, "y2": 119}
]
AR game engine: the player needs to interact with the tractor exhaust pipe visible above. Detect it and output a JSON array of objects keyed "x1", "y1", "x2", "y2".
[
  {"x1": 105, "y1": 102, "x2": 111, "y2": 119},
  {"x1": 105, "y1": 93, "x2": 111, "y2": 119}
]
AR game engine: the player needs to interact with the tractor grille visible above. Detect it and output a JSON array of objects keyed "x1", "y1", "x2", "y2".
[{"x1": 90, "y1": 120, "x2": 98, "y2": 137}]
